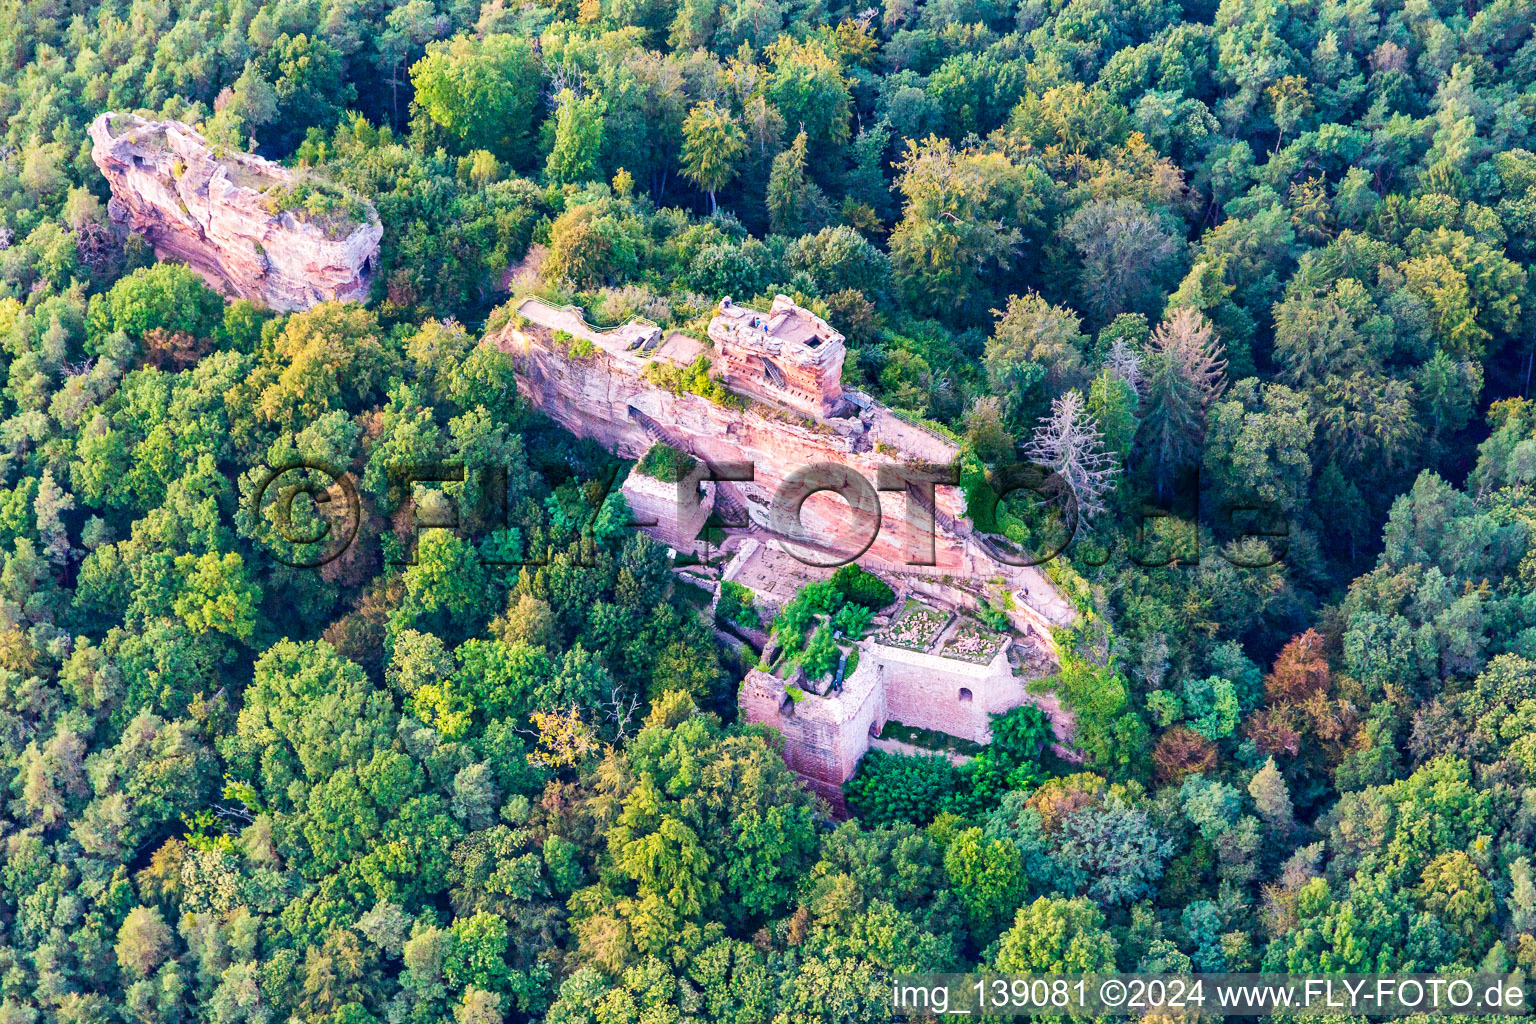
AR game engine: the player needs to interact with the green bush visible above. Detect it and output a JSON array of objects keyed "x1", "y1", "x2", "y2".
[
  {"x1": 830, "y1": 564, "x2": 895, "y2": 609},
  {"x1": 1037, "y1": 641, "x2": 1150, "y2": 782},
  {"x1": 977, "y1": 602, "x2": 1010, "y2": 631},
  {"x1": 260, "y1": 179, "x2": 369, "y2": 232},
  {"x1": 989, "y1": 704, "x2": 1053, "y2": 766},
  {"x1": 715, "y1": 579, "x2": 758, "y2": 629},
  {"x1": 800, "y1": 624, "x2": 840, "y2": 681},
  {"x1": 830, "y1": 601, "x2": 873, "y2": 639},
  {"x1": 636, "y1": 443, "x2": 698, "y2": 483},
  {"x1": 844, "y1": 749, "x2": 960, "y2": 826},
  {"x1": 644, "y1": 354, "x2": 738, "y2": 405}
]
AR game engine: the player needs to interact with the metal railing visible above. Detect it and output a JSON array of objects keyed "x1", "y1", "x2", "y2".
[{"x1": 516, "y1": 296, "x2": 661, "y2": 341}]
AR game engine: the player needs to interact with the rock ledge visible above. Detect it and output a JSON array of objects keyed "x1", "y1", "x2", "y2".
[{"x1": 89, "y1": 112, "x2": 382, "y2": 312}]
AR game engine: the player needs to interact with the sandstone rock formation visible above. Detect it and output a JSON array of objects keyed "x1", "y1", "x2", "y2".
[
  {"x1": 499, "y1": 295, "x2": 1080, "y2": 812},
  {"x1": 497, "y1": 296, "x2": 1074, "y2": 634},
  {"x1": 89, "y1": 112, "x2": 382, "y2": 312}
]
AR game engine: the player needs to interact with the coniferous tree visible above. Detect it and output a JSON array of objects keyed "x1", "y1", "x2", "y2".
[
  {"x1": 766, "y1": 130, "x2": 832, "y2": 235},
  {"x1": 1138, "y1": 308, "x2": 1227, "y2": 494}
]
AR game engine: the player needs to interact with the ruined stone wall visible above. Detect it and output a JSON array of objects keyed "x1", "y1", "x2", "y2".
[
  {"x1": 716, "y1": 351, "x2": 844, "y2": 422},
  {"x1": 739, "y1": 641, "x2": 1052, "y2": 811},
  {"x1": 738, "y1": 665, "x2": 884, "y2": 814},
  {"x1": 869, "y1": 644, "x2": 1015, "y2": 744},
  {"x1": 619, "y1": 471, "x2": 713, "y2": 552},
  {"x1": 501, "y1": 321, "x2": 984, "y2": 573},
  {"x1": 901, "y1": 576, "x2": 1065, "y2": 652},
  {"x1": 708, "y1": 296, "x2": 846, "y2": 420}
]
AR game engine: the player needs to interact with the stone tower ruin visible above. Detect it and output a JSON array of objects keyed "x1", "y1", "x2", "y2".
[{"x1": 708, "y1": 295, "x2": 847, "y2": 420}]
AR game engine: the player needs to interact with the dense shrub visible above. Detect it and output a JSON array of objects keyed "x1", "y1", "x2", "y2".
[
  {"x1": 844, "y1": 749, "x2": 960, "y2": 825},
  {"x1": 636, "y1": 442, "x2": 697, "y2": 482},
  {"x1": 831, "y1": 564, "x2": 896, "y2": 609}
]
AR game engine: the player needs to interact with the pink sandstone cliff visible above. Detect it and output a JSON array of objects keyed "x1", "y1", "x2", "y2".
[
  {"x1": 496, "y1": 297, "x2": 1076, "y2": 634},
  {"x1": 89, "y1": 112, "x2": 382, "y2": 312}
]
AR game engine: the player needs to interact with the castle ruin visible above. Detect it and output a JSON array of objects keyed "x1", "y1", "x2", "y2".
[{"x1": 498, "y1": 293, "x2": 1077, "y2": 811}]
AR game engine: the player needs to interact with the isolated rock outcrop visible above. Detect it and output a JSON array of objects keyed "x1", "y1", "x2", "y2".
[{"x1": 89, "y1": 112, "x2": 381, "y2": 312}]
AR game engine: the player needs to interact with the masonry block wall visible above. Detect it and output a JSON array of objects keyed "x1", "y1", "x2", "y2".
[
  {"x1": 738, "y1": 662, "x2": 884, "y2": 814},
  {"x1": 620, "y1": 470, "x2": 713, "y2": 552},
  {"x1": 738, "y1": 642, "x2": 1035, "y2": 812},
  {"x1": 876, "y1": 652, "x2": 996, "y2": 744}
]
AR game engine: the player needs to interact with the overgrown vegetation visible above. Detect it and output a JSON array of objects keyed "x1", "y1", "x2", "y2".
[
  {"x1": 635, "y1": 441, "x2": 697, "y2": 483},
  {"x1": 846, "y1": 705, "x2": 1056, "y2": 823},
  {"x1": 877, "y1": 719, "x2": 987, "y2": 757},
  {"x1": 830, "y1": 562, "x2": 896, "y2": 609},
  {"x1": 260, "y1": 179, "x2": 372, "y2": 235},
  {"x1": 643, "y1": 353, "x2": 738, "y2": 405},
  {"x1": 768, "y1": 579, "x2": 873, "y2": 684},
  {"x1": 715, "y1": 578, "x2": 759, "y2": 630}
]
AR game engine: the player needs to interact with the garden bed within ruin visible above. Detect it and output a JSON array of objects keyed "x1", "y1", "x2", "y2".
[
  {"x1": 940, "y1": 620, "x2": 1009, "y2": 664},
  {"x1": 872, "y1": 600, "x2": 950, "y2": 652}
]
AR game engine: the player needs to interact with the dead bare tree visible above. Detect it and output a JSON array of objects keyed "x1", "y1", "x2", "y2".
[
  {"x1": 1105, "y1": 337, "x2": 1145, "y2": 397},
  {"x1": 599, "y1": 686, "x2": 644, "y2": 741},
  {"x1": 1024, "y1": 389, "x2": 1120, "y2": 521},
  {"x1": 1152, "y1": 306, "x2": 1227, "y2": 401}
]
